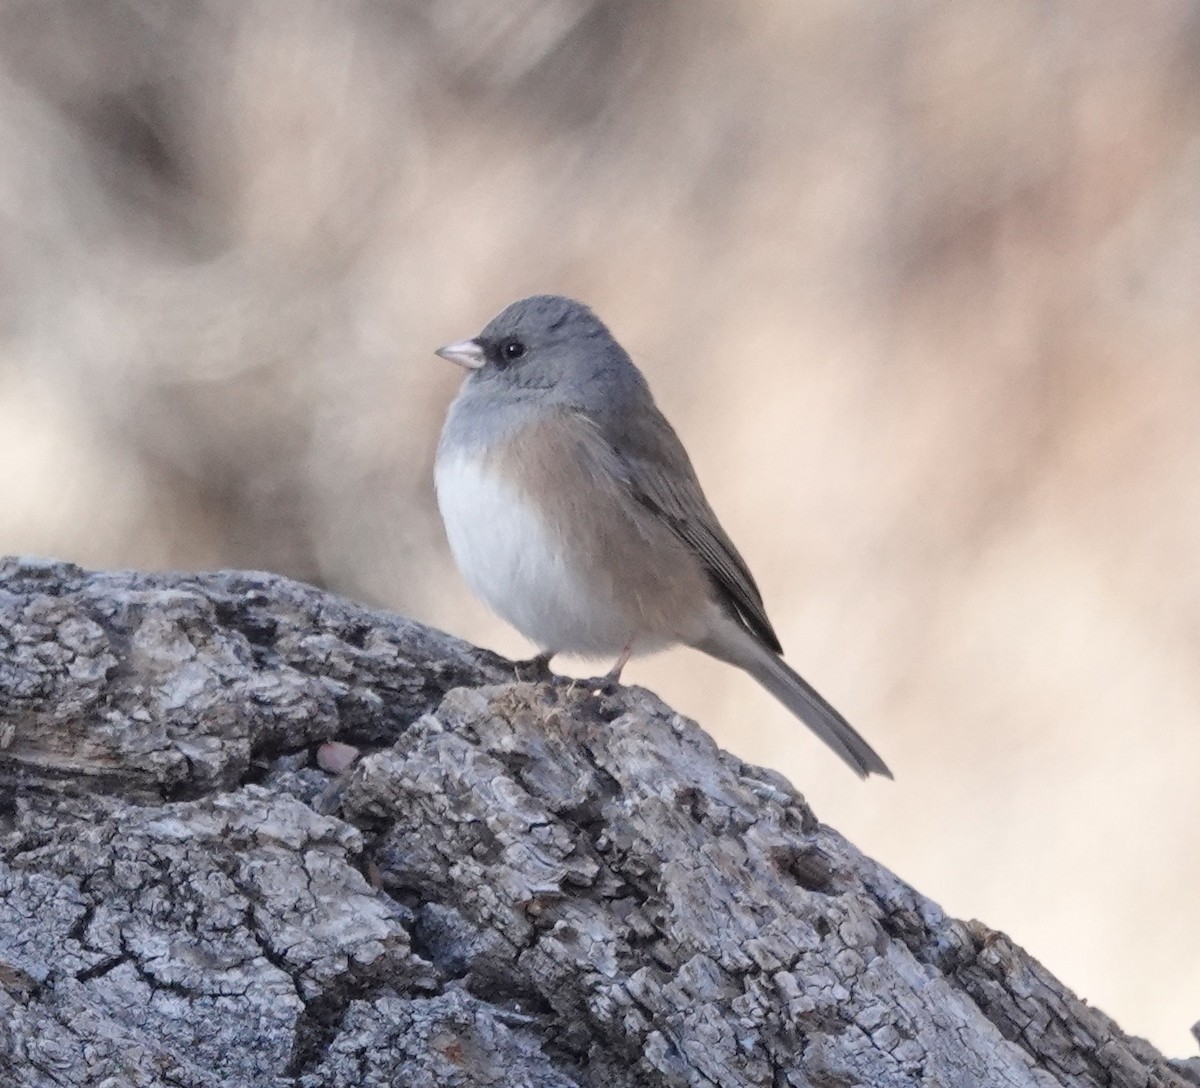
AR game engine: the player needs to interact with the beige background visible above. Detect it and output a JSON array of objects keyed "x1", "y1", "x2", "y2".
[{"x1": 1, "y1": 0, "x2": 1197, "y2": 1054}]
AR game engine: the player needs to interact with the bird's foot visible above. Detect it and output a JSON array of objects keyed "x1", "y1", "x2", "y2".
[
  {"x1": 578, "y1": 643, "x2": 633, "y2": 695},
  {"x1": 577, "y1": 672, "x2": 622, "y2": 696},
  {"x1": 512, "y1": 650, "x2": 557, "y2": 683}
]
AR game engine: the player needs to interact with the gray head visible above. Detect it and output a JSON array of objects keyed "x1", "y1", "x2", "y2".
[{"x1": 435, "y1": 295, "x2": 648, "y2": 414}]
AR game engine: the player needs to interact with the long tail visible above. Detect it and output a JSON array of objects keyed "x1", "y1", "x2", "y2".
[{"x1": 696, "y1": 622, "x2": 892, "y2": 779}]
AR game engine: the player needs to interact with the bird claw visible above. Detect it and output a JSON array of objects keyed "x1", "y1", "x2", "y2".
[
  {"x1": 512, "y1": 650, "x2": 557, "y2": 683},
  {"x1": 577, "y1": 670, "x2": 623, "y2": 696}
]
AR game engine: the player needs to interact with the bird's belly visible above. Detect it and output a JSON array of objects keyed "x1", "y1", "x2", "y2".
[{"x1": 435, "y1": 452, "x2": 653, "y2": 655}]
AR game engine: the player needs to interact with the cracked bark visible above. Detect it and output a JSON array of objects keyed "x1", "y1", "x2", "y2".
[{"x1": 0, "y1": 558, "x2": 1195, "y2": 1088}]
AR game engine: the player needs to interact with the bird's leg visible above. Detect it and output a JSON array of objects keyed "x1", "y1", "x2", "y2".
[
  {"x1": 584, "y1": 639, "x2": 634, "y2": 694},
  {"x1": 513, "y1": 649, "x2": 557, "y2": 682},
  {"x1": 605, "y1": 642, "x2": 634, "y2": 684}
]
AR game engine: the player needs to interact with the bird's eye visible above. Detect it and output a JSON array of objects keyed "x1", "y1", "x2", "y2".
[{"x1": 501, "y1": 339, "x2": 526, "y2": 362}]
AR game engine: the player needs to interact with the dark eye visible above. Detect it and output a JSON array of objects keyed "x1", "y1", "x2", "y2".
[{"x1": 500, "y1": 339, "x2": 526, "y2": 362}]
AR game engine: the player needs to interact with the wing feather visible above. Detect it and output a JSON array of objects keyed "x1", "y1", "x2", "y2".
[{"x1": 573, "y1": 407, "x2": 784, "y2": 654}]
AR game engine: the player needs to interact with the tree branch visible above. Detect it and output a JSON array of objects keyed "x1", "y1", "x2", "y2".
[{"x1": 0, "y1": 559, "x2": 1194, "y2": 1087}]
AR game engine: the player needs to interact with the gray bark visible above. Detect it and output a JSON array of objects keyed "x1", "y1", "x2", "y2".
[{"x1": 0, "y1": 557, "x2": 1194, "y2": 1088}]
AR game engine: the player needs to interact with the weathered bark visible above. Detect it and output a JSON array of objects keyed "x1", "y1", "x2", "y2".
[{"x1": 0, "y1": 558, "x2": 1194, "y2": 1088}]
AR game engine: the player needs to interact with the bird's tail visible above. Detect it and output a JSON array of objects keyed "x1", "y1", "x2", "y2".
[{"x1": 696, "y1": 623, "x2": 892, "y2": 779}]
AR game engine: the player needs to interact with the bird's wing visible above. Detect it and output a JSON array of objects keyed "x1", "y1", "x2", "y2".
[{"x1": 574, "y1": 407, "x2": 784, "y2": 654}]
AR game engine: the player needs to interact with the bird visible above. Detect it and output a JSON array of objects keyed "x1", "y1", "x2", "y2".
[{"x1": 433, "y1": 295, "x2": 890, "y2": 778}]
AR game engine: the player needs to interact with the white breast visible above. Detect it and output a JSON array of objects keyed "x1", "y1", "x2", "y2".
[{"x1": 434, "y1": 450, "x2": 629, "y2": 655}]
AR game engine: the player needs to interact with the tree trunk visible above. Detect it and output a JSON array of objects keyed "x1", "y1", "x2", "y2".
[{"x1": 0, "y1": 558, "x2": 1194, "y2": 1087}]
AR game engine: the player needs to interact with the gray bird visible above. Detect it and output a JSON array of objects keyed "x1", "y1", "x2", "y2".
[{"x1": 434, "y1": 295, "x2": 890, "y2": 778}]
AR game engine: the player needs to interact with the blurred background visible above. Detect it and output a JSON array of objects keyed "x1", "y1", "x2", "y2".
[{"x1": 1, "y1": 0, "x2": 1197, "y2": 1054}]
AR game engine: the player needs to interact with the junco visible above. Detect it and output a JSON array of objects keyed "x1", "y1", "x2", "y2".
[{"x1": 434, "y1": 295, "x2": 890, "y2": 779}]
